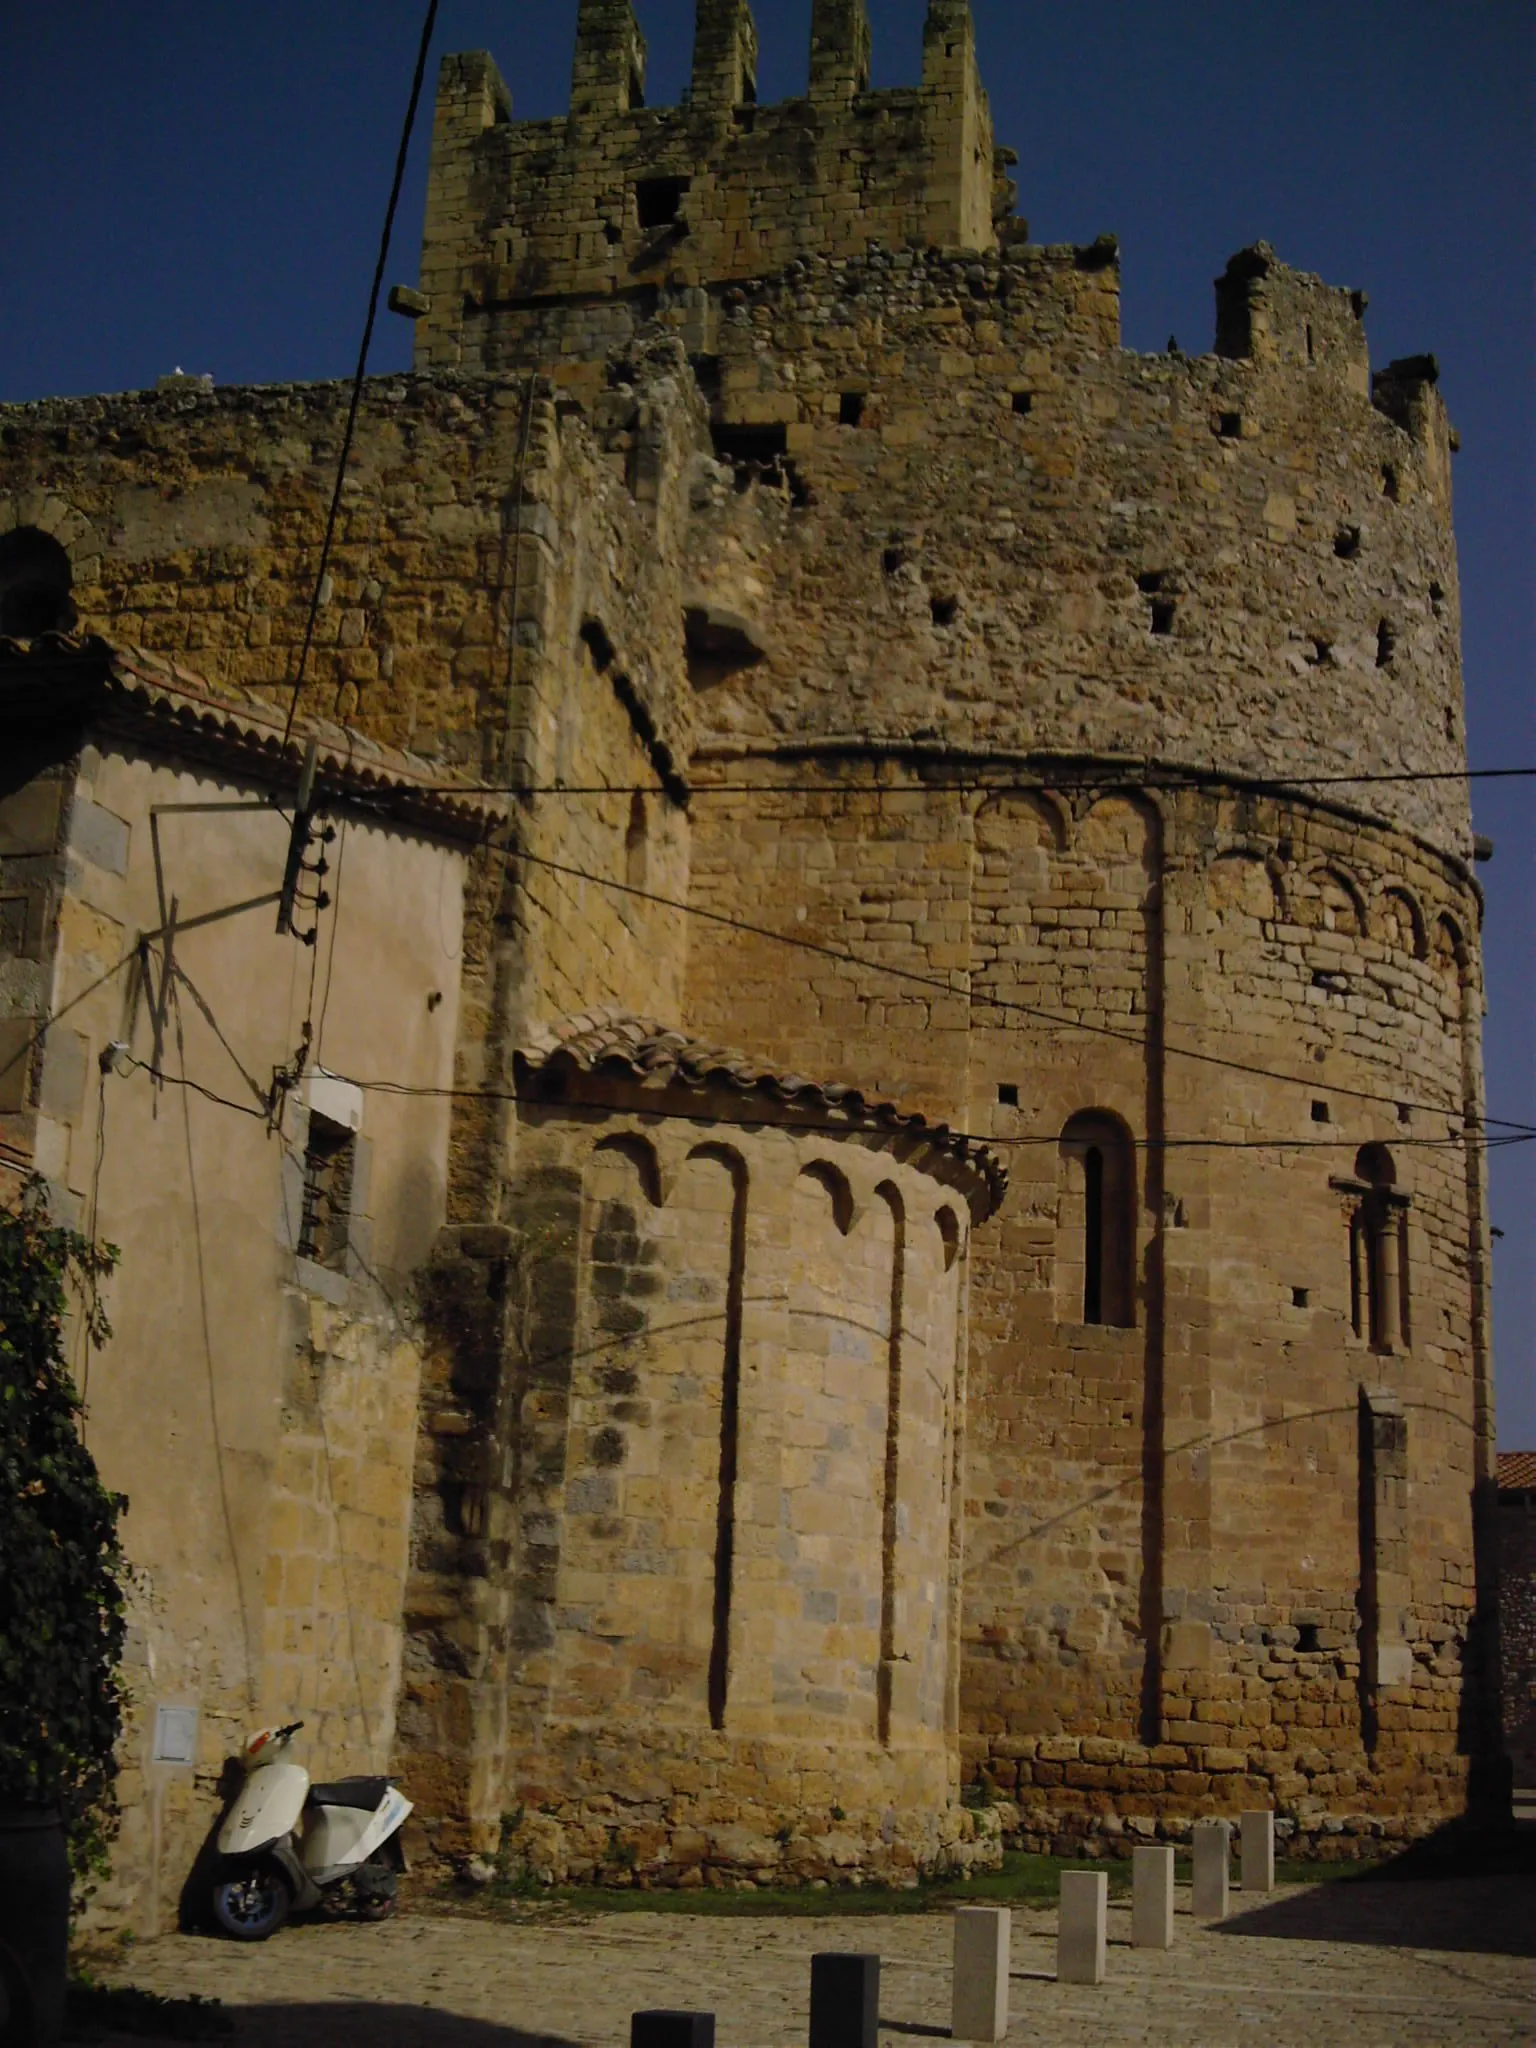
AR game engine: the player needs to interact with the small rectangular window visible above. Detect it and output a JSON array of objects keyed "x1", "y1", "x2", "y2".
[
  {"x1": 1216, "y1": 411, "x2": 1242, "y2": 439},
  {"x1": 635, "y1": 177, "x2": 690, "y2": 230},
  {"x1": 1311, "y1": 1100, "x2": 1330, "y2": 1124},
  {"x1": 1150, "y1": 598, "x2": 1176, "y2": 635},
  {"x1": 298, "y1": 1112, "x2": 355, "y2": 1271},
  {"x1": 997, "y1": 1083, "x2": 1019, "y2": 1107},
  {"x1": 839, "y1": 392, "x2": 866, "y2": 427},
  {"x1": 1011, "y1": 390, "x2": 1033, "y2": 416}
]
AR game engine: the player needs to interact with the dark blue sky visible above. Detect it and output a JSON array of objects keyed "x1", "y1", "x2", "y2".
[{"x1": 3, "y1": 2, "x2": 1531, "y2": 1438}]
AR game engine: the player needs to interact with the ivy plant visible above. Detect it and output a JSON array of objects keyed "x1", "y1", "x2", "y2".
[{"x1": 0, "y1": 1177, "x2": 125, "y2": 1880}]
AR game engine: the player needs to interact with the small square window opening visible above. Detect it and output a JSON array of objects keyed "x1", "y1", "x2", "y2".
[
  {"x1": 298, "y1": 1112, "x2": 355, "y2": 1272},
  {"x1": 997, "y1": 1083, "x2": 1019, "y2": 1108},
  {"x1": 1011, "y1": 390, "x2": 1033, "y2": 416},
  {"x1": 1311, "y1": 1100, "x2": 1330, "y2": 1124},
  {"x1": 1292, "y1": 1286, "x2": 1311, "y2": 1309},
  {"x1": 1217, "y1": 411, "x2": 1242, "y2": 439},
  {"x1": 839, "y1": 392, "x2": 866, "y2": 427},
  {"x1": 635, "y1": 177, "x2": 690, "y2": 231}
]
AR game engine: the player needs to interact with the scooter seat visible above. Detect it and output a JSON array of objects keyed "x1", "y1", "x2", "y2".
[{"x1": 307, "y1": 1777, "x2": 389, "y2": 1811}]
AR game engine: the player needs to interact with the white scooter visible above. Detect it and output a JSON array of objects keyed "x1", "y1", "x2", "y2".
[{"x1": 211, "y1": 1721, "x2": 412, "y2": 1941}]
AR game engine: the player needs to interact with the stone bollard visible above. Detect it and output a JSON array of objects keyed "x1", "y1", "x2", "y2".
[
  {"x1": 1131, "y1": 1844, "x2": 1176, "y2": 1949},
  {"x1": 632, "y1": 2015, "x2": 715, "y2": 2048},
  {"x1": 1057, "y1": 1869, "x2": 1108, "y2": 1985},
  {"x1": 809, "y1": 1952, "x2": 879, "y2": 2048},
  {"x1": 952, "y1": 1905, "x2": 1010, "y2": 2041},
  {"x1": 1191, "y1": 1820, "x2": 1232, "y2": 1920},
  {"x1": 1240, "y1": 1810, "x2": 1276, "y2": 1894}
]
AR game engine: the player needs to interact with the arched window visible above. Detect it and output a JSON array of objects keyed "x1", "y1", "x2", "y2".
[
  {"x1": 1349, "y1": 1144, "x2": 1410, "y2": 1353},
  {"x1": 0, "y1": 528, "x2": 75, "y2": 640},
  {"x1": 1058, "y1": 1111, "x2": 1136, "y2": 1327}
]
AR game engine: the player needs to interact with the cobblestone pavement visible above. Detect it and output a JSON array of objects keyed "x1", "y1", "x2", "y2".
[{"x1": 86, "y1": 1879, "x2": 1534, "y2": 2048}]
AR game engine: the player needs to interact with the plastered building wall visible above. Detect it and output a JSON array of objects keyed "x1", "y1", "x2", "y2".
[{"x1": 0, "y1": 712, "x2": 469, "y2": 1930}]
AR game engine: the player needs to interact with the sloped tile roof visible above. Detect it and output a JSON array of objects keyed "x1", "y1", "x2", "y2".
[
  {"x1": 1499, "y1": 1451, "x2": 1536, "y2": 1492},
  {"x1": 521, "y1": 1008, "x2": 1008, "y2": 1213},
  {"x1": 0, "y1": 632, "x2": 505, "y2": 841}
]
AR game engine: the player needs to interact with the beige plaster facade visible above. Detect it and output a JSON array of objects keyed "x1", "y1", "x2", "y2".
[{"x1": 0, "y1": 640, "x2": 494, "y2": 1929}]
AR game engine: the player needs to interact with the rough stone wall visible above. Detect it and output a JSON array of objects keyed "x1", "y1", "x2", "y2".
[
  {"x1": 401, "y1": 1088, "x2": 993, "y2": 1888},
  {"x1": 0, "y1": 0, "x2": 1498, "y2": 1883},
  {"x1": 415, "y1": 2, "x2": 996, "y2": 374},
  {"x1": 1499, "y1": 1491, "x2": 1536, "y2": 1778},
  {"x1": 682, "y1": 760, "x2": 1490, "y2": 1852}
]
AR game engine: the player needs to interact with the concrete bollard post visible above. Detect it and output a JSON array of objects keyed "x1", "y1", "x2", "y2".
[
  {"x1": 1240, "y1": 1810, "x2": 1276, "y2": 1894},
  {"x1": 632, "y1": 2015, "x2": 715, "y2": 2048},
  {"x1": 1057, "y1": 1869, "x2": 1108, "y2": 1985},
  {"x1": 1131, "y1": 1844, "x2": 1176, "y2": 1949},
  {"x1": 952, "y1": 1905, "x2": 1010, "y2": 2041},
  {"x1": 809, "y1": 1952, "x2": 879, "y2": 2048},
  {"x1": 1191, "y1": 1820, "x2": 1231, "y2": 1920}
]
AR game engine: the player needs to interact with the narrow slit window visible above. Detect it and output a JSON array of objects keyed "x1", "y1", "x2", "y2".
[
  {"x1": 624, "y1": 791, "x2": 648, "y2": 890},
  {"x1": 1376, "y1": 620, "x2": 1396, "y2": 668},
  {"x1": 1083, "y1": 1145, "x2": 1105, "y2": 1325},
  {"x1": 298, "y1": 1113, "x2": 355, "y2": 1271},
  {"x1": 1059, "y1": 1111, "x2": 1135, "y2": 1329}
]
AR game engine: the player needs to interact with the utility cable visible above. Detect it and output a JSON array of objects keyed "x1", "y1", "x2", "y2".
[
  {"x1": 280, "y1": 0, "x2": 441, "y2": 746},
  {"x1": 511, "y1": 847, "x2": 1530, "y2": 1133},
  {"x1": 348, "y1": 761, "x2": 1536, "y2": 797},
  {"x1": 97, "y1": 670, "x2": 1536, "y2": 803},
  {"x1": 141, "y1": 1057, "x2": 1530, "y2": 1159}
]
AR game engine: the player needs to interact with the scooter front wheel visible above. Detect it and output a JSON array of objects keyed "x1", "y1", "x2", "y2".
[{"x1": 211, "y1": 1860, "x2": 291, "y2": 1942}]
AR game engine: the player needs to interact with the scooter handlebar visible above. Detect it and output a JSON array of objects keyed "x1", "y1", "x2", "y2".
[{"x1": 276, "y1": 1720, "x2": 305, "y2": 1739}]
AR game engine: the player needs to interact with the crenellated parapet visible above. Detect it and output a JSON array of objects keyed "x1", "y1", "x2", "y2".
[{"x1": 414, "y1": 1, "x2": 998, "y2": 371}]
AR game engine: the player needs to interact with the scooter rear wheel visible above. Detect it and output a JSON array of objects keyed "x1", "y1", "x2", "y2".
[{"x1": 212, "y1": 1860, "x2": 291, "y2": 1942}]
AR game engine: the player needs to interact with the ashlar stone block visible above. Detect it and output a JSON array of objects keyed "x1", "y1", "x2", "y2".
[
  {"x1": 951, "y1": 1905, "x2": 1009, "y2": 2040},
  {"x1": 1057, "y1": 1869, "x2": 1107, "y2": 1985},
  {"x1": 1240, "y1": 1809, "x2": 1276, "y2": 1893},
  {"x1": 1131, "y1": 1843, "x2": 1175, "y2": 1948},
  {"x1": 1191, "y1": 1819, "x2": 1232, "y2": 1920}
]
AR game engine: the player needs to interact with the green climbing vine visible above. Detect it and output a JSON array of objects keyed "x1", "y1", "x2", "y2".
[{"x1": 0, "y1": 1177, "x2": 126, "y2": 1885}]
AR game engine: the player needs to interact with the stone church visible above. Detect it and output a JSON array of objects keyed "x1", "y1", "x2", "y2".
[{"x1": 0, "y1": 1, "x2": 1500, "y2": 1918}]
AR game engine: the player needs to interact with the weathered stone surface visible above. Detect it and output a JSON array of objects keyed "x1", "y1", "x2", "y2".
[{"x1": 0, "y1": 0, "x2": 1496, "y2": 1908}]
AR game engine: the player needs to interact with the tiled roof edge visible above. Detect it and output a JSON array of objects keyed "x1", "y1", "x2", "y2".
[{"x1": 518, "y1": 1007, "x2": 1009, "y2": 1213}]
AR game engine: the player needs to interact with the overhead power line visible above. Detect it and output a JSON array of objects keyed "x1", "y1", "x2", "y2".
[
  {"x1": 280, "y1": 0, "x2": 441, "y2": 748},
  {"x1": 512, "y1": 848, "x2": 1531, "y2": 1134},
  {"x1": 101, "y1": 1050, "x2": 1535, "y2": 1159},
  {"x1": 323, "y1": 763, "x2": 1536, "y2": 797}
]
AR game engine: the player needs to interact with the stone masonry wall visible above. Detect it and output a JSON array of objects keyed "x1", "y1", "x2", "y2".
[
  {"x1": 416, "y1": 2, "x2": 996, "y2": 374},
  {"x1": 402, "y1": 1088, "x2": 997, "y2": 1888},
  {"x1": 1500, "y1": 1491, "x2": 1536, "y2": 1778}
]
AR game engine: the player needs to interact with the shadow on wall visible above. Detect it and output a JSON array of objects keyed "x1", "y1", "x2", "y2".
[
  {"x1": 1218, "y1": 1829, "x2": 1536, "y2": 1959},
  {"x1": 83, "y1": 2007, "x2": 579, "y2": 2047}
]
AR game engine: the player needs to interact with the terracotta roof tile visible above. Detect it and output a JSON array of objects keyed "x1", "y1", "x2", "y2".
[
  {"x1": 522, "y1": 1008, "x2": 1008, "y2": 1213},
  {"x1": 1499, "y1": 1451, "x2": 1536, "y2": 1492},
  {"x1": 0, "y1": 632, "x2": 505, "y2": 840}
]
